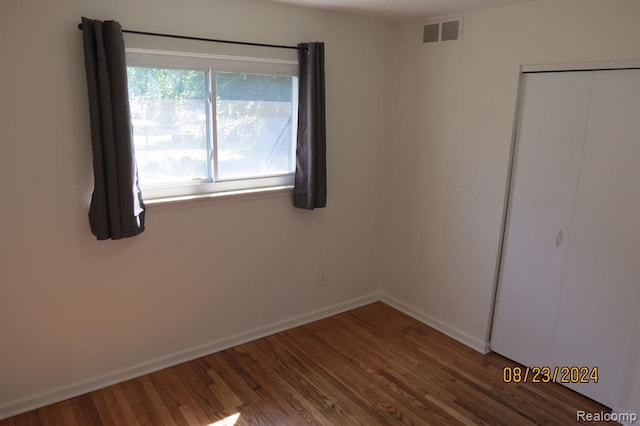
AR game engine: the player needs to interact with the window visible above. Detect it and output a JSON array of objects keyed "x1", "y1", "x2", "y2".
[{"x1": 126, "y1": 49, "x2": 298, "y2": 200}]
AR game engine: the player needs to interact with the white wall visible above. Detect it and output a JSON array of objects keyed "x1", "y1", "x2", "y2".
[
  {"x1": 0, "y1": 0, "x2": 393, "y2": 417},
  {"x1": 3, "y1": 0, "x2": 640, "y2": 418},
  {"x1": 383, "y1": 0, "x2": 640, "y2": 410}
]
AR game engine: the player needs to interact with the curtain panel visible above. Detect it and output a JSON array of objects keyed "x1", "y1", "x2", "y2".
[
  {"x1": 294, "y1": 42, "x2": 327, "y2": 210},
  {"x1": 81, "y1": 17, "x2": 145, "y2": 240}
]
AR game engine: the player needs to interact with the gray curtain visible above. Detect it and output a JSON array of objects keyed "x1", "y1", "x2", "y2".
[
  {"x1": 294, "y1": 42, "x2": 327, "y2": 210},
  {"x1": 81, "y1": 17, "x2": 145, "y2": 240}
]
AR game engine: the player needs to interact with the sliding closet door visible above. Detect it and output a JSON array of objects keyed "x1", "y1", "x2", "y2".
[
  {"x1": 549, "y1": 69, "x2": 640, "y2": 407},
  {"x1": 491, "y1": 72, "x2": 593, "y2": 367}
]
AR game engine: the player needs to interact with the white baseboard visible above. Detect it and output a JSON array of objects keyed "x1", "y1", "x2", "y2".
[
  {"x1": 380, "y1": 292, "x2": 490, "y2": 354},
  {"x1": 0, "y1": 292, "x2": 380, "y2": 420}
]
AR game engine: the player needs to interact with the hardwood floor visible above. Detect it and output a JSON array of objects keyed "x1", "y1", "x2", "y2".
[{"x1": 1, "y1": 302, "x2": 611, "y2": 425}]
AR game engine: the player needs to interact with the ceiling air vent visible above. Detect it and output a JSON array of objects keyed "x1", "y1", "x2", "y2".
[
  {"x1": 423, "y1": 23, "x2": 440, "y2": 44},
  {"x1": 441, "y1": 20, "x2": 460, "y2": 41},
  {"x1": 422, "y1": 17, "x2": 463, "y2": 46}
]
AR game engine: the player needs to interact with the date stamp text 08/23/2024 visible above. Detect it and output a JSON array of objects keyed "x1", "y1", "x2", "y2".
[{"x1": 502, "y1": 366, "x2": 599, "y2": 384}]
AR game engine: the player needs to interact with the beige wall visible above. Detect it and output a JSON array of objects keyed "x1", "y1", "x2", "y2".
[
  {"x1": 0, "y1": 0, "x2": 393, "y2": 416},
  {"x1": 383, "y1": 0, "x2": 640, "y2": 414},
  {"x1": 2, "y1": 0, "x2": 640, "y2": 418}
]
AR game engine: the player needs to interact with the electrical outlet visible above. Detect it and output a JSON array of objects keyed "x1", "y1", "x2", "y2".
[{"x1": 317, "y1": 272, "x2": 328, "y2": 287}]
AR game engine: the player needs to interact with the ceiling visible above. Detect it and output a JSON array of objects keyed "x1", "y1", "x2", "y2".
[{"x1": 262, "y1": 0, "x2": 539, "y2": 20}]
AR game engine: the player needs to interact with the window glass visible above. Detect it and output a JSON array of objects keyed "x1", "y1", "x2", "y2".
[
  {"x1": 127, "y1": 66, "x2": 209, "y2": 187},
  {"x1": 216, "y1": 72, "x2": 295, "y2": 180},
  {"x1": 125, "y1": 51, "x2": 298, "y2": 199}
]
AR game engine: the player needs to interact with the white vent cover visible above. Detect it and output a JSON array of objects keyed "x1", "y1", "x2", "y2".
[
  {"x1": 422, "y1": 17, "x2": 463, "y2": 45},
  {"x1": 423, "y1": 23, "x2": 440, "y2": 43}
]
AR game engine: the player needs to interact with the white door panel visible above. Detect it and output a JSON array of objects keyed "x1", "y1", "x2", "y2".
[
  {"x1": 549, "y1": 70, "x2": 640, "y2": 407},
  {"x1": 491, "y1": 72, "x2": 593, "y2": 367}
]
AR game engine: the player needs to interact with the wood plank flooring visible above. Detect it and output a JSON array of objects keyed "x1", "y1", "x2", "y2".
[{"x1": 0, "y1": 302, "x2": 612, "y2": 425}]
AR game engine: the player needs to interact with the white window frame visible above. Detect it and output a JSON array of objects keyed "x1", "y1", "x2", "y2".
[{"x1": 126, "y1": 48, "x2": 299, "y2": 201}]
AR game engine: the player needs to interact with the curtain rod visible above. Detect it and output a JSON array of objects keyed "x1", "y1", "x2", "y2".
[{"x1": 77, "y1": 24, "x2": 305, "y2": 51}]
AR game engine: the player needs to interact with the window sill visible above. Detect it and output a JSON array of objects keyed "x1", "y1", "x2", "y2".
[{"x1": 144, "y1": 185, "x2": 293, "y2": 209}]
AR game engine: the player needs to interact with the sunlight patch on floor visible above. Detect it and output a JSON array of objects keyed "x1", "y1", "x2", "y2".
[{"x1": 207, "y1": 412, "x2": 241, "y2": 426}]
